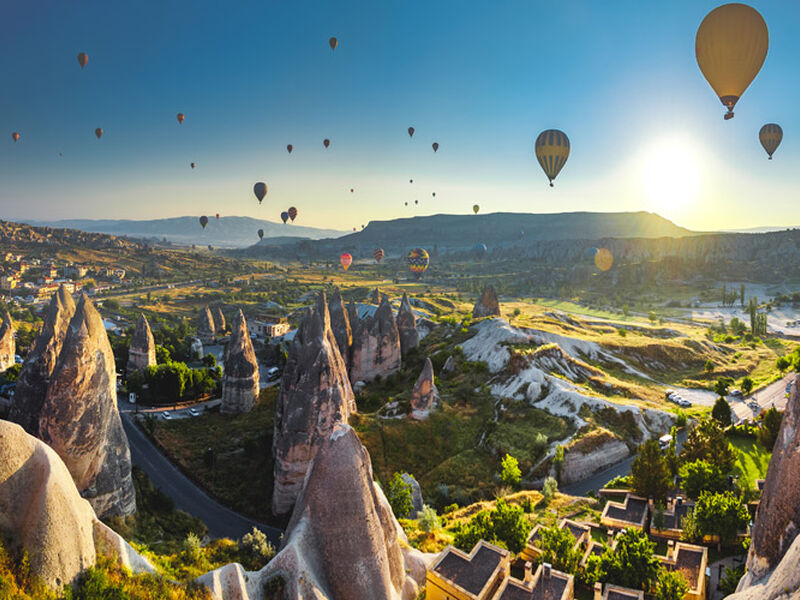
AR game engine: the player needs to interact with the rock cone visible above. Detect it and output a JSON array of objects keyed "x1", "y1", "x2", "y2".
[
  {"x1": 472, "y1": 285, "x2": 501, "y2": 318},
  {"x1": 10, "y1": 285, "x2": 76, "y2": 436},
  {"x1": 127, "y1": 313, "x2": 156, "y2": 372},
  {"x1": 350, "y1": 295, "x2": 401, "y2": 384},
  {"x1": 327, "y1": 287, "x2": 352, "y2": 370},
  {"x1": 410, "y1": 357, "x2": 439, "y2": 420},
  {"x1": 198, "y1": 305, "x2": 216, "y2": 343},
  {"x1": 0, "y1": 309, "x2": 15, "y2": 371},
  {"x1": 214, "y1": 305, "x2": 227, "y2": 334},
  {"x1": 397, "y1": 293, "x2": 419, "y2": 355},
  {"x1": 221, "y1": 310, "x2": 260, "y2": 415},
  {"x1": 272, "y1": 292, "x2": 355, "y2": 515}
]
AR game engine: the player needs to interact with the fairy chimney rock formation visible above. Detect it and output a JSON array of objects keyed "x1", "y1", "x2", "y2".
[
  {"x1": 350, "y1": 295, "x2": 402, "y2": 384},
  {"x1": 214, "y1": 305, "x2": 226, "y2": 334},
  {"x1": 0, "y1": 309, "x2": 15, "y2": 371},
  {"x1": 472, "y1": 285, "x2": 501, "y2": 318},
  {"x1": 272, "y1": 292, "x2": 355, "y2": 515},
  {"x1": 397, "y1": 293, "x2": 419, "y2": 355},
  {"x1": 198, "y1": 305, "x2": 216, "y2": 343},
  {"x1": 221, "y1": 310, "x2": 260, "y2": 415},
  {"x1": 38, "y1": 294, "x2": 136, "y2": 518},
  {"x1": 370, "y1": 288, "x2": 381, "y2": 304},
  {"x1": 347, "y1": 299, "x2": 360, "y2": 332},
  {"x1": 328, "y1": 287, "x2": 353, "y2": 370},
  {"x1": 127, "y1": 313, "x2": 156, "y2": 372},
  {"x1": 10, "y1": 285, "x2": 76, "y2": 436},
  {"x1": 410, "y1": 358, "x2": 439, "y2": 420}
]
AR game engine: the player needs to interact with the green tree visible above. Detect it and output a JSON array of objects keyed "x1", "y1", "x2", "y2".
[
  {"x1": 652, "y1": 504, "x2": 665, "y2": 533},
  {"x1": 680, "y1": 459, "x2": 728, "y2": 499},
  {"x1": 714, "y1": 377, "x2": 732, "y2": 398},
  {"x1": 730, "y1": 317, "x2": 747, "y2": 336},
  {"x1": 649, "y1": 311, "x2": 658, "y2": 324},
  {"x1": 711, "y1": 397, "x2": 732, "y2": 427},
  {"x1": 719, "y1": 564, "x2": 746, "y2": 596},
  {"x1": 537, "y1": 524, "x2": 582, "y2": 574},
  {"x1": 741, "y1": 376, "x2": 754, "y2": 395},
  {"x1": 776, "y1": 356, "x2": 790, "y2": 373},
  {"x1": 596, "y1": 528, "x2": 661, "y2": 591},
  {"x1": 630, "y1": 439, "x2": 672, "y2": 502},
  {"x1": 704, "y1": 359, "x2": 715, "y2": 373},
  {"x1": 553, "y1": 445, "x2": 564, "y2": 483},
  {"x1": 654, "y1": 569, "x2": 689, "y2": 600},
  {"x1": 386, "y1": 473, "x2": 413, "y2": 519},
  {"x1": 418, "y1": 505, "x2": 441, "y2": 533},
  {"x1": 740, "y1": 283, "x2": 746, "y2": 308},
  {"x1": 758, "y1": 407, "x2": 783, "y2": 451},
  {"x1": 664, "y1": 426, "x2": 680, "y2": 478},
  {"x1": 693, "y1": 491, "x2": 750, "y2": 547},
  {"x1": 452, "y1": 499, "x2": 531, "y2": 553},
  {"x1": 499, "y1": 453, "x2": 522, "y2": 488},
  {"x1": 542, "y1": 476, "x2": 558, "y2": 505},
  {"x1": 681, "y1": 418, "x2": 736, "y2": 474}
]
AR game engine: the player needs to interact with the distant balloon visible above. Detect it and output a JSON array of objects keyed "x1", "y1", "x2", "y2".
[
  {"x1": 94, "y1": 128, "x2": 103, "y2": 139},
  {"x1": 407, "y1": 248, "x2": 430, "y2": 279},
  {"x1": 352, "y1": 227, "x2": 357, "y2": 231},
  {"x1": 473, "y1": 204, "x2": 479, "y2": 214},
  {"x1": 190, "y1": 162, "x2": 196, "y2": 169},
  {"x1": 287, "y1": 144, "x2": 293, "y2": 154},
  {"x1": 404, "y1": 202, "x2": 408, "y2": 206},
  {"x1": 361, "y1": 224, "x2": 365, "y2": 229},
  {"x1": 595, "y1": 248, "x2": 614, "y2": 272},
  {"x1": 696, "y1": 3, "x2": 768, "y2": 120},
  {"x1": 432, "y1": 192, "x2": 436, "y2": 198},
  {"x1": 199, "y1": 216, "x2": 209, "y2": 229},
  {"x1": 77, "y1": 52, "x2": 88, "y2": 69},
  {"x1": 759, "y1": 123, "x2": 782, "y2": 159},
  {"x1": 329, "y1": 37, "x2": 338, "y2": 51},
  {"x1": 535, "y1": 129, "x2": 570, "y2": 187},
  {"x1": 414, "y1": 200, "x2": 418, "y2": 205},
  {"x1": 350, "y1": 188, "x2": 354, "y2": 193},
  {"x1": 340, "y1": 253, "x2": 352, "y2": 271},
  {"x1": 323, "y1": 138, "x2": 330, "y2": 149},
  {"x1": 215, "y1": 213, "x2": 220, "y2": 219},
  {"x1": 373, "y1": 248, "x2": 385, "y2": 263},
  {"x1": 474, "y1": 243, "x2": 488, "y2": 258},
  {"x1": 280, "y1": 211, "x2": 289, "y2": 224},
  {"x1": 11, "y1": 132, "x2": 19, "y2": 142},
  {"x1": 288, "y1": 206, "x2": 298, "y2": 222},
  {"x1": 258, "y1": 228, "x2": 264, "y2": 240},
  {"x1": 432, "y1": 142, "x2": 439, "y2": 152},
  {"x1": 253, "y1": 182, "x2": 267, "y2": 204},
  {"x1": 408, "y1": 127, "x2": 415, "y2": 138},
  {"x1": 409, "y1": 179, "x2": 413, "y2": 184},
  {"x1": 177, "y1": 113, "x2": 185, "y2": 124}
]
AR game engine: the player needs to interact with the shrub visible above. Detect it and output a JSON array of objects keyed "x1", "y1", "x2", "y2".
[
  {"x1": 680, "y1": 460, "x2": 728, "y2": 499},
  {"x1": 499, "y1": 454, "x2": 521, "y2": 488},
  {"x1": 542, "y1": 476, "x2": 558, "y2": 505},
  {"x1": 711, "y1": 397, "x2": 732, "y2": 426},
  {"x1": 759, "y1": 407, "x2": 783, "y2": 451},
  {"x1": 704, "y1": 359, "x2": 715, "y2": 372},
  {"x1": 418, "y1": 505, "x2": 441, "y2": 533},
  {"x1": 654, "y1": 569, "x2": 689, "y2": 600},
  {"x1": 537, "y1": 524, "x2": 582, "y2": 574},
  {"x1": 387, "y1": 472, "x2": 414, "y2": 518},
  {"x1": 239, "y1": 527, "x2": 275, "y2": 571},
  {"x1": 453, "y1": 499, "x2": 531, "y2": 553}
]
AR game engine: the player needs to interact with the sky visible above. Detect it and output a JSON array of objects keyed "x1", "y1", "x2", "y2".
[{"x1": 1, "y1": 0, "x2": 799, "y2": 232}]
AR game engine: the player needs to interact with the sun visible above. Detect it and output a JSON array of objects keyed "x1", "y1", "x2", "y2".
[{"x1": 639, "y1": 137, "x2": 702, "y2": 217}]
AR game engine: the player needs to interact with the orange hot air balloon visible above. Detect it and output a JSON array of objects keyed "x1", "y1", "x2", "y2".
[
  {"x1": 323, "y1": 138, "x2": 330, "y2": 149},
  {"x1": 373, "y1": 248, "x2": 385, "y2": 263},
  {"x1": 329, "y1": 37, "x2": 338, "y2": 51},
  {"x1": 11, "y1": 132, "x2": 19, "y2": 142},
  {"x1": 199, "y1": 216, "x2": 209, "y2": 229},
  {"x1": 340, "y1": 252, "x2": 352, "y2": 270},
  {"x1": 94, "y1": 128, "x2": 103, "y2": 139},
  {"x1": 408, "y1": 126, "x2": 415, "y2": 138},
  {"x1": 407, "y1": 248, "x2": 430, "y2": 279},
  {"x1": 595, "y1": 248, "x2": 614, "y2": 272},
  {"x1": 77, "y1": 52, "x2": 88, "y2": 69},
  {"x1": 288, "y1": 206, "x2": 298, "y2": 222},
  {"x1": 432, "y1": 142, "x2": 439, "y2": 152},
  {"x1": 191, "y1": 162, "x2": 196, "y2": 169},
  {"x1": 287, "y1": 144, "x2": 293, "y2": 154},
  {"x1": 177, "y1": 113, "x2": 185, "y2": 124},
  {"x1": 215, "y1": 213, "x2": 220, "y2": 219},
  {"x1": 253, "y1": 182, "x2": 267, "y2": 204}
]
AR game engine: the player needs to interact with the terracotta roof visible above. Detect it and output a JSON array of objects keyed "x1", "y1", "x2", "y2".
[{"x1": 434, "y1": 542, "x2": 508, "y2": 595}]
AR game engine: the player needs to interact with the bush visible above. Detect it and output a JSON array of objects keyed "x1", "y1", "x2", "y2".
[
  {"x1": 654, "y1": 569, "x2": 689, "y2": 600},
  {"x1": 453, "y1": 499, "x2": 531, "y2": 553},
  {"x1": 594, "y1": 528, "x2": 661, "y2": 591},
  {"x1": 537, "y1": 524, "x2": 582, "y2": 574},
  {"x1": 675, "y1": 410, "x2": 687, "y2": 428},
  {"x1": 759, "y1": 407, "x2": 783, "y2": 451},
  {"x1": 705, "y1": 359, "x2": 715, "y2": 373},
  {"x1": 238, "y1": 528, "x2": 275, "y2": 571},
  {"x1": 542, "y1": 476, "x2": 558, "y2": 505},
  {"x1": 418, "y1": 505, "x2": 441, "y2": 533},
  {"x1": 680, "y1": 460, "x2": 728, "y2": 499},
  {"x1": 719, "y1": 564, "x2": 745, "y2": 596},
  {"x1": 499, "y1": 454, "x2": 521, "y2": 488},
  {"x1": 386, "y1": 473, "x2": 414, "y2": 519}
]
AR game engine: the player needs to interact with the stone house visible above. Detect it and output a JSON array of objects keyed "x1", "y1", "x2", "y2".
[{"x1": 600, "y1": 493, "x2": 649, "y2": 531}]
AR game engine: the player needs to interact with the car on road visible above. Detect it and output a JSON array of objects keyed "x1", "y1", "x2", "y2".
[
  {"x1": 187, "y1": 407, "x2": 201, "y2": 417},
  {"x1": 748, "y1": 400, "x2": 760, "y2": 411},
  {"x1": 729, "y1": 389, "x2": 743, "y2": 400},
  {"x1": 787, "y1": 383, "x2": 794, "y2": 395},
  {"x1": 161, "y1": 411, "x2": 173, "y2": 420},
  {"x1": 677, "y1": 398, "x2": 691, "y2": 408},
  {"x1": 266, "y1": 366, "x2": 281, "y2": 381}
]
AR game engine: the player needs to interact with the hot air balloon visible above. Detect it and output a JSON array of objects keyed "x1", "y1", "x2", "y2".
[
  {"x1": 404, "y1": 202, "x2": 408, "y2": 206},
  {"x1": 409, "y1": 179, "x2": 413, "y2": 184},
  {"x1": 323, "y1": 138, "x2": 330, "y2": 148},
  {"x1": 407, "y1": 248, "x2": 430, "y2": 279},
  {"x1": 95, "y1": 128, "x2": 103, "y2": 139},
  {"x1": 191, "y1": 162, "x2": 196, "y2": 169},
  {"x1": 473, "y1": 243, "x2": 488, "y2": 258},
  {"x1": 373, "y1": 248, "x2": 385, "y2": 263},
  {"x1": 253, "y1": 182, "x2": 267, "y2": 204},
  {"x1": 340, "y1": 252, "x2": 352, "y2": 271},
  {"x1": 177, "y1": 113, "x2": 185, "y2": 124},
  {"x1": 352, "y1": 227, "x2": 356, "y2": 231},
  {"x1": 329, "y1": 37, "x2": 338, "y2": 51},
  {"x1": 432, "y1": 142, "x2": 439, "y2": 152},
  {"x1": 696, "y1": 4, "x2": 768, "y2": 121},
  {"x1": 287, "y1": 144, "x2": 293, "y2": 154},
  {"x1": 414, "y1": 200, "x2": 418, "y2": 205},
  {"x1": 77, "y1": 52, "x2": 88, "y2": 69},
  {"x1": 288, "y1": 206, "x2": 298, "y2": 222},
  {"x1": 595, "y1": 248, "x2": 614, "y2": 272},
  {"x1": 432, "y1": 192, "x2": 436, "y2": 198},
  {"x1": 473, "y1": 204, "x2": 480, "y2": 214},
  {"x1": 535, "y1": 129, "x2": 570, "y2": 187},
  {"x1": 199, "y1": 216, "x2": 209, "y2": 229},
  {"x1": 281, "y1": 211, "x2": 289, "y2": 224},
  {"x1": 215, "y1": 213, "x2": 220, "y2": 219},
  {"x1": 11, "y1": 132, "x2": 19, "y2": 142},
  {"x1": 258, "y1": 229, "x2": 264, "y2": 240},
  {"x1": 408, "y1": 127, "x2": 415, "y2": 138},
  {"x1": 350, "y1": 188, "x2": 354, "y2": 193},
  {"x1": 759, "y1": 123, "x2": 782, "y2": 159}
]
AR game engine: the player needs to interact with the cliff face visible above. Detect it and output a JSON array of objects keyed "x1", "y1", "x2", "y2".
[
  {"x1": 220, "y1": 310, "x2": 260, "y2": 415},
  {"x1": 396, "y1": 293, "x2": 419, "y2": 356},
  {"x1": 349, "y1": 296, "x2": 401, "y2": 384},
  {"x1": 272, "y1": 292, "x2": 355, "y2": 515},
  {"x1": 0, "y1": 310, "x2": 15, "y2": 371},
  {"x1": 10, "y1": 285, "x2": 76, "y2": 436},
  {"x1": 127, "y1": 313, "x2": 156, "y2": 372},
  {"x1": 38, "y1": 294, "x2": 136, "y2": 518},
  {"x1": 327, "y1": 287, "x2": 352, "y2": 371}
]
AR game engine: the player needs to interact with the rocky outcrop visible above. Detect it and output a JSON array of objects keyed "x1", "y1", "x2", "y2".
[
  {"x1": 410, "y1": 357, "x2": 439, "y2": 420},
  {"x1": 396, "y1": 293, "x2": 419, "y2": 355},
  {"x1": 327, "y1": 288, "x2": 352, "y2": 370},
  {"x1": 442, "y1": 355, "x2": 455, "y2": 374},
  {"x1": 0, "y1": 420, "x2": 152, "y2": 590},
  {"x1": 401, "y1": 473, "x2": 424, "y2": 518},
  {"x1": 198, "y1": 305, "x2": 216, "y2": 343},
  {"x1": 221, "y1": 310, "x2": 260, "y2": 415},
  {"x1": 472, "y1": 285, "x2": 501, "y2": 318},
  {"x1": 127, "y1": 313, "x2": 156, "y2": 372},
  {"x1": 0, "y1": 309, "x2": 15, "y2": 371},
  {"x1": 559, "y1": 432, "x2": 630, "y2": 485},
  {"x1": 214, "y1": 305, "x2": 227, "y2": 334},
  {"x1": 272, "y1": 293, "x2": 355, "y2": 515},
  {"x1": 347, "y1": 300, "x2": 359, "y2": 332},
  {"x1": 369, "y1": 288, "x2": 381, "y2": 304},
  {"x1": 38, "y1": 294, "x2": 136, "y2": 518},
  {"x1": 350, "y1": 296, "x2": 401, "y2": 384},
  {"x1": 9, "y1": 285, "x2": 76, "y2": 436}
]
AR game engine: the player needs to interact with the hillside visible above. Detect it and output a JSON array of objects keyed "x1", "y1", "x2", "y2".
[{"x1": 0, "y1": 220, "x2": 144, "y2": 251}]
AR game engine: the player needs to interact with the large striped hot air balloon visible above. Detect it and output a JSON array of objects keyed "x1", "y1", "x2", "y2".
[
  {"x1": 407, "y1": 248, "x2": 430, "y2": 280},
  {"x1": 759, "y1": 123, "x2": 782, "y2": 159},
  {"x1": 288, "y1": 206, "x2": 298, "y2": 222},
  {"x1": 373, "y1": 248, "x2": 385, "y2": 263},
  {"x1": 340, "y1": 253, "x2": 352, "y2": 271},
  {"x1": 535, "y1": 129, "x2": 570, "y2": 187}
]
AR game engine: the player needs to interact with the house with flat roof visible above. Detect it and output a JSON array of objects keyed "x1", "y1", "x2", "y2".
[
  {"x1": 593, "y1": 583, "x2": 644, "y2": 600},
  {"x1": 427, "y1": 540, "x2": 510, "y2": 600},
  {"x1": 521, "y1": 519, "x2": 591, "y2": 562},
  {"x1": 491, "y1": 562, "x2": 574, "y2": 600},
  {"x1": 650, "y1": 496, "x2": 695, "y2": 541},
  {"x1": 600, "y1": 493, "x2": 649, "y2": 531},
  {"x1": 657, "y1": 541, "x2": 708, "y2": 600}
]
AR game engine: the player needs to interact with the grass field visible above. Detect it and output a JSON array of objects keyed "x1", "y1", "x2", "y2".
[{"x1": 728, "y1": 434, "x2": 772, "y2": 491}]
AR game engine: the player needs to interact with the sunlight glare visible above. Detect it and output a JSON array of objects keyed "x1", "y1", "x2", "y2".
[{"x1": 640, "y1": 137, "x2": 702, "y2": 217}]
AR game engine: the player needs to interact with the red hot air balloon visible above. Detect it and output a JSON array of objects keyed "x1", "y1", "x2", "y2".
[
  {"x1": 280, "y1": 211, "x2": 289, "y2": 224},
  {"x1": 199, "y1": 216, "x2": 209, "y2": 229},
  {"x1": 77, "y1": 52, "x2": 88, "y2": 69},
  {"x1": 432, "y1": 142, "x2": 439, "y2": 152},
  {"x1": 287, "y1": 144, "x2": 293, "y2": 154},
  {"x1": 95, "y1": 128, "x2": 103, "y2": 139},
  {"x1": 190, "y1": 162, "x2": 196, "y2": 169},
  {"x1": 177, "y1": 113, "x2": 185, "y2": 124},
  {"x1": 350, "y1": 188, "x2": 354, "y2": 193},
  {"x1": 215, "y1": 213, "x2": 220, "y2": 219},
  {"x1": 373, "y1": 248, "x2": 385, "y2": 263},
  {"x1": 288, "y1": 206, "x2": 298, "y2": 222},
  {"x1": 11, "y1": 132, "x2": 19, "y2": 142},
  {"x1": 323, "y1": 138, "x2": 330, "y2": 149},
  {"x1": 408, "y1": 127, "x2": 415, "y2": 138},
  {"x1": 253, "y1": 182, "x2": 267, "y2": 204},
  {"x1": 329, "y1": 37, "x2": 338, "y2": 51},
  {"x1": 340, "y1": 252, "x2": 352, "y2": 270}
]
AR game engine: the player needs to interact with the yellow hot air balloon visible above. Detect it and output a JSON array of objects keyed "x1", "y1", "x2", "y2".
[
  {"x1": 696, "y1": 3, "x2": 768, "y2": 121},
  {"x1": 534, "y1": 129, "x2": 570, "y2": 187},
  {"x1": 759, "y1": 123, "x2": 782, "y2": 159}
]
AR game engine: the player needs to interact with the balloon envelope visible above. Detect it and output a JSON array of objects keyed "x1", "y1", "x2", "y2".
[
  {"x1": 288, "y1": 206, "x2": 298, "y2": 222},
  {"x1": 258, "y1": 229, "x2": 264, "y2": 240},
  {"x1": 595, "y1": 248, "x2": 614, "y2": 272},
  {"x1": 407, "y1": 248, "x2": 430, "y2": 279},
  {"x1": 473, "y1": 204, "x2": 480, "y2": 214},
  {"x1": 340, "y1": 252, "x2": 352, "y2": 271},
  {"x1": 95, "y1": 128, "x2": 103, "y2": 139},
  {"x1": 253, "y1": 182, "x2": 267, "y2": 203},
  {"x1": 287, "y1": 144, "x2": 293, "y2": 154},
  {"x1": 408, "y1": 127, "x2": 415, "y2": 138},
  {"x1": 215, "y1": 213, "x2": 220, "y2": 219},
  {"x1": 373, "y1": 248, "x2": 385, "y2": 263},
  {"x1": 323, "y1": 138, "x2": 330, "y2": 148},
  {"x1": 199, "y1": 216, "x2": 208, "y2": 229},
  {"x1": 77, "y1": 52, "x2": 88, "y2": 68},
  {"x1": 759, "y1": 123, "x2": 782, "y2": 159},
  {"x1": 190, "y1": 162, "x2": 196, "y2": 169},
  {"x1": 432, "y1": 142, "x2": 439, "y2": 152},
  {"x1": 281, "y1": 211, "x2": 289, "y2": 224},
  {"x1": 11, "y1": 132, "x2": 19, "y2": 142},
  {"x1": 177, "y1": 113, "x2": 185, "y2": 124},
  {"x1": 695, "y1": 3, "x2": 768, "y2": 120},
  {"x1": 535, "y1": 129, "x2": 570, "y2": 186},
  {"x1": 329, "y1": 37, "x2": 338, "y2": 51}
]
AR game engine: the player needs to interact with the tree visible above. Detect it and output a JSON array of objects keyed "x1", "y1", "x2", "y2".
[
  {"x1": 239, "y1": 527, "x2": 275, "y2": 570},
  {"x1": 741, "y1": 376, "x2": 754, "y2": 395},
  {"x1": 553, "y1": 445, "x2": 564, "y2": 483},
  {"x1": 499, "y1": 453, "x2": 521, "y2": 488},
  {"x1": 630, "y1": 439, "x2": 672, "y2": 502},
  {"x1": 418, "y1": 505, "x2": 441, "y2": 533},
  {"x1": 730, "y1": 317, "x2": 747, "y2": 336},
  {"x1": 537, "y1": 525, "x2": 582, "y2": 574},
  {"x1": 714, "y1": 377, "x2": 732, "y2": 398},
  {"x1": 704, "y1": 359, "x2": 715, "y2": 373},
  {"x1": 711, "y1": 397, "x2": 732, "y2": 427},
  {"x1": 452, "y1": 498, "x2": 531, "y2": 553},
  {"x1": 740, "y1": 283, "x2": 746, "y2": 308},
  {"x1": 758, "y1": 407, "x2": 783, "y2": 451},
  {"x1": 692, "y1": 491, "x2": 750, "y2": 547},
  {"x1": 680, "y1": 460, "x2": 728, "y2": 499},
  {"x1": 386, "y1": 473, "x2": 413, "y2": 519},
  {"x1": 681, "y1": 418, "x2": 736, "y2": 474},
  {"x1": 652, "y1": 504, "x2": 665, "y2": 533},
  {"x1": 649, "y1": 311, "x2": 658, "y2": 324},
  {"x1": 654, "y1": 569, "x2": 689, "y2": 600},
  {"x1": 776, "y1": 356, "x2": 790, "y2": 373},
  {"x1": 748, "y1": 297, "x2": 758, "y2": 335},
  {"x1": 542, "y1": 476, "x2": 558, "y2": 505},
  {"x1": 596, "y1": 528, "x2": 661, "y2": 591}
]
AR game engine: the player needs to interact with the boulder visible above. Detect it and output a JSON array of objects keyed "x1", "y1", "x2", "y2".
[
  {"x1": 38, "y1": 294, "x2": 136, "y2": 518},
  {"x1": 327, "y1": 287, "x2": 352, "y2": 370},
  {"x1": 396, "y1": 293, "x2": 419, "y2": 356},
  {"x1": 214, "y1": 305, "x2": 227, "y2": 334},
  {"x1": 350, "y1": 296, "x2": 401, "y2": 384},
  {"x1": 442, "y1": 355, "x2": 455, "y2": 374},
  {"x1": 10, "y1": 285, "x2": 76, "y2": 436},
  {"x1": 0, "y1": 309, "x2": 15, "y2": 372},
  {"x1": 221, "y1": 310, "x2": 260, "y2": 415},
  {"x1": 198, "y1": 305, "x2": 216, "y2": 343},
  {"x1": 400, "y1": 473, "x2": 424, "y2": 518},
  {"x1": 272, "y1": 292, "x2": 355, "y2": 515},
  {"x1": 127, "y1": 313, "x2": 156, "y2": 372},
  {"x1": 410, "y1": 357, "x2": 439, "y2": 420},
  {"x1": 472, "y1": 285, "x2": 501, "y2": 318}
]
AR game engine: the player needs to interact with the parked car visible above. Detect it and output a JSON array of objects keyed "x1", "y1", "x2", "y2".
[
  {"x1": 187, "y1": 407, "x2": 201, "y2": 417},
  {"x1": 266, "y1": 366, "x2": 281, "y2": 381},
  {"x1": 730, "y1": 389, "x2": 743, "y2": 400},
  {"x1": 161, "y1": 411, "x2": 173, "y2": 420},
  {"x1": 748, "y1": 400, "x2": 760, "y2": 411},
  {"x1": 665, "y1": 389, "x2": 676, "y2": 401},
  {"x1": 677, "y1": 398, "x2": 692, "y2": 408}
]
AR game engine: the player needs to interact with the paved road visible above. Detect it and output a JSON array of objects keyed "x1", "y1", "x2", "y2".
[
  {"x1": 121, "y1": 414, "x2": 282, "y2": 543},
  {"x1": 731, "y1": 374, "x2": 796, "y2": 423}
]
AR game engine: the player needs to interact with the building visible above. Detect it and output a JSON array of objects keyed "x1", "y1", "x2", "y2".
[
  {"x1": 65, "y1": 264, "x2": 89, "y2": 278},
  {"x1": 492, "y1": 562, "x2": 574, "y2": 600},
  {"x1": 600, "y1": 493, "x2": 649, "y2": 531},
  {"x1": 427, "y1": 541, "x2": 510, "y2": 600},
  {"x1": 248, "y1": 319, "x2": 291, "y2": 339},
  {"x1": 593, "y1": 583, "x2": 644, "y2": 600},
  {"x1": 657, "y1": 541, "x2": 708, "y2": 600},
  {"x1": 651, "y1": 496, "x2": 695, "y2": 541},
  {"x1": 0, "y1": 275, "x2": 19, "y2": 291},
  {"x1": 522, "y1": 518, "x2": 591, "y2": 562}
]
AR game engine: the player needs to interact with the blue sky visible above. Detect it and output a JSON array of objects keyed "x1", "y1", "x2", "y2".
[{"x1": 1, "y1": 0, "x2": 799, "y2": 231}]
